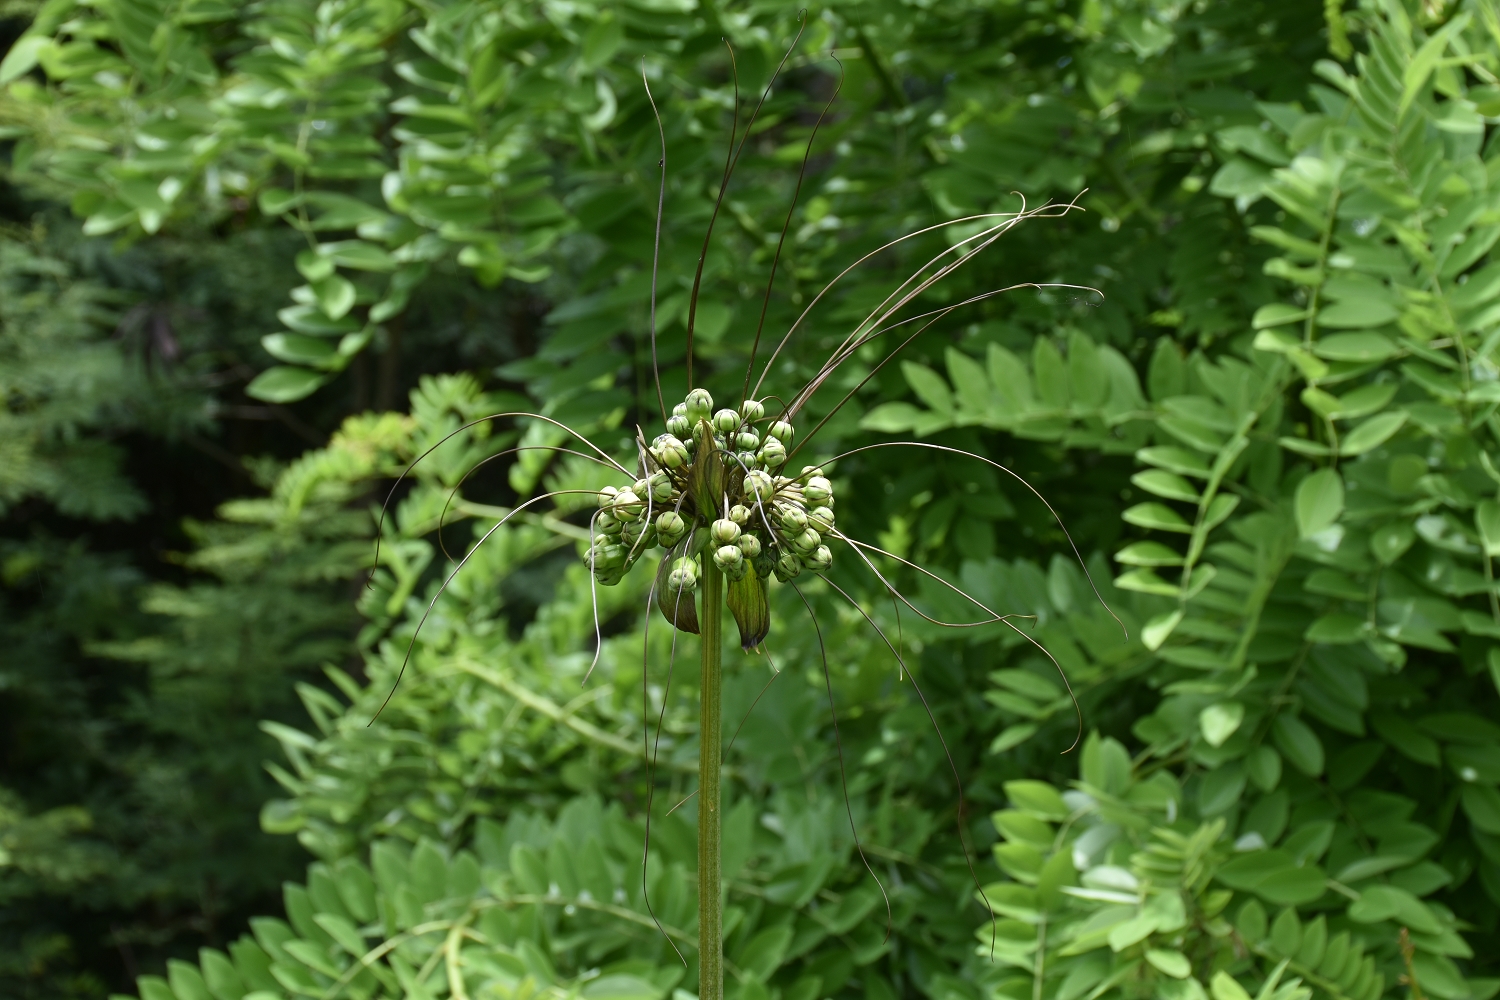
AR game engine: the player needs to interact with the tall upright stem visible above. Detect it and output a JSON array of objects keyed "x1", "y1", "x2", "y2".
[{"x1": 697, "y1": 562, "x2": 724, "y2": 1000}]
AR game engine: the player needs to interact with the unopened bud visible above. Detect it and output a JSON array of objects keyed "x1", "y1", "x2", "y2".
[
  {"x1": 804, "y1": 545, "x2": 832, "y2": 573},
  {"x1": 758, "y1": 437, "x2": 787, "y2": 469},
  {"x1": 774, "y1": 550, "x2": 803, "y2": 581},
  {"x1": 808, "y1": 506, "x2": 835, "y2": 532},
  {"x1": 656, "y1": 511, "x2": 686, "y2": 545},
  {"x1": 728, "y1": 505, "x2": 750, "y2": 525},
  {"x1": 711, "y1": 518, "x2": 741, "y2": 545},
  {"x1": 766, "y1": 420, "x2": 794, "y2": 443},
  {"x1": 667, "y1": 414, "x2": 691, "y2": 437},
  {"x1": 667, "y1": 556, "x2": 699, "y2": 592},
  {"x1": 791, "y1": 527, "x2": 821, "y2": 555},
  {"x1": 651, "y1": 434, "x2": 689, "y2": 469},
  {"x1": 611, "y1": 489, "x2": 642, "y2": 521},
  {"x1": 713, "y1": 544, "x2": 744, "y2": 572},
  {"x1": 741, "y1": 399, "x2": 766, "y2": 421},
  {"x1": 684, "y1": 388, "x2": 713, "y2": 424},
  {"x1": 712, "y1": 408, "x2": 740, "y2": 433},
  {"x1": 736, "y1": 430, "x2": 760, "y2": 450},
  {"x1": 647, "y1": 473, "x2": 674, "y2": 503},
  {"x1": 598, "y1": 485, "x2": 619, "y2": 508},
  {"x1": 744, "y1": 469, "x2": 774, "y2": 499},
  {"x1": 778, "y1": 506, "x2": 808, "y2": 533},
  {"x1": 804, "y1": 477, "x2": 832, "y2": 504},
  {"x1": 737, "y1": 533, "x2": 762, "y2": 559}
]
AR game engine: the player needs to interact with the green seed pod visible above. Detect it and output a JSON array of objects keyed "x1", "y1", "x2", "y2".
[
  {"x1": 741, "y1": 399, "x2": 766, "y2": 421},
  {"x1": 597, "y1": 485, "x2": 619, "y2": 508},
  {"x1": 808, "y1": 506, "x2": 835, "y2": 532},
  {"x1": 791, "y1": 527, "x2": 821, "y2": 555},
  {"x1": 684, "y1": 388, "x2": 713, "y2": 424},
  {"x1": 736, "y1": 430, "x2": 760, "y2": 450},
  {"x1": 777, "y1": 505, "x2": 808, "y2": 534},
  {"x1": 651, "y1": 434, "x2": 689, "y2": 469},
  {"x1": 667, "y1": 414, "x2": 691, "y2": 437},
  {"x1": 774, "y1": 549, "x2": 803, "y2": 581},
  {"x1": 592, "y1": 542, "x2": 627, "y2": 570},
  {"x1": 766, "y1": 420, "x2": 794, "y2": 443},
  {"x1": 743, "y1": 469, "x2": 774, "y2": 499},
  {"x1": 752, "y1": 548, "x2": 776, "y2": 580},
  {"x1": 728, "y1": 504, "x2": 750, "y2": 525},
  {"x1": 712, "y1": 543, "x2": 743, "y2": 572},
  {"x1": 667, "y1": 556, "x2": 699, "y2": 592},
  {"x1": 711, "y1": 518, "x2": 741, "y2": 545},
  {"x1": 611, "y1": 488, "x2": 642, "y2": 522},
  {"x1": 737, "y1": 533, "x2": 762, "y2": 559},
  {"x1": 656, "y1": 510, "x2": 686, "y2": 545},
  {"x1": 712, "y1": 408, "x2": 740, "y2": 433},
  {"x1": 804, "y1": 544, "x2": 832, "y2": 574},
  {"x1": 803, "y1": 476, "x2": 832, "y2": 504},
  {"x1": 758, "y1": 437, "x2": 787, "y2": 469}
]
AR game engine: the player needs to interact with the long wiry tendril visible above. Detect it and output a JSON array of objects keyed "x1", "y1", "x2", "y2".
[
  {"x1": 816, "y1": 442, "x2": 1127, "y2": 640},
  {"x1": 368, "y1": 489, "x2": 602, "y2": 724},
  {"x1": 820, "y1": 576, "x2": 998, "y2": 959},
  {"x1": 643, "y1": 61, "x2": 670, "y2": 425},
  {"x1": 791, "y1": 583, "x2": 894, "y2": 943},
  {"x1": 833, "y1": 531, "x2": 1084, "y2": 754}
]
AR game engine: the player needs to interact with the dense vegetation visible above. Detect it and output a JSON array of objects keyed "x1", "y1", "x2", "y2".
[{"x1": 2, "y1": 0, "x2": 1499, "y2": 998}]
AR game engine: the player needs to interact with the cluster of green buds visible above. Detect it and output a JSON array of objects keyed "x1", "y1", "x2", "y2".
[{"x1": 588, "y1": 387, "x2": 836, "y2": 608}]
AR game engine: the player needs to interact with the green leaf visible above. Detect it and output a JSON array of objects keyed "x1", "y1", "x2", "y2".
[
  {"x1": 1311, "y1": 332, "x2": 1398, "y2": 362},
  {"x1": 901, "y1": 361, "x2": 953, "y2": 415},
  {"x1": 1115, "y1": 542, "x2": 1183, "y2": 567},
  {"x1": 1273, "y1": 714, "x2": 1325, "y2": 776},
  {"x1": 1200, "y1": 702, "x2": 1244, "y2": 747},
  {"x1": 0, "y1": 35, "x2": 51, "y2": 85},
  {"x1": 1142, "y1": 610, "x2": 1183, "y2": 650},
  {"x1": 1318, "y1": 299, "x2": 1399, "y2": 329},
  {"x1": 1145, "y1": 950, "x2": 1192, "y2": 979},
  {"x1": 1462, "y1": 784, "x2": 1500, "y2": 834},
  {"x1": 1340, "y1": 411, "x2": 1406, "y2": 455},
  {"x1": 859, "y1": 402, "x2": 921, "y2": 433},
  {"x1": 1138, "y1": 447, "x2": 1210, "y2": 478},
  {"x1": 1210, "y1": 972, "x2": 1252, "y2": 1000},
  {"x1": 1399, "y1": 12, "x2": 1471, "y2": 120},
  {"x1": 1253, "y1": 303, "x2": 1308, "y2": 329},
  {"x1": 1124, "y1": 503, "x2": 1193, "y2": 533},
  {"x1": 313, "y1": 275, "x2": 357, "y2": 320},
  {"x1": 1132, "y1": 470, "x2": 1200, "y2": 503},
  {"x1": 317, "y1": 240, "x2": 396, "y2": 272},
  {"x1": 1295, "y1": 469, "x2": 1343, "y2": 538},
  {"x1": 262, "y1": 333, "x2": 338, "y2": 368},
  {"x1": 245, "y1": 366, "x2": 331, "y2": 403},
  {"x1": 1477, "y1": 501, "x2": 1500, "y2": 557},
  {"x1": 1004, "y1": 780, "x2": 1068, "y2": 820}
]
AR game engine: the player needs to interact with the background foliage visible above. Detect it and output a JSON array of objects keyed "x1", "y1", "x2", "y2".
[{"x1": 2, "y1": 0, "x2": 1499, "y2": 998}]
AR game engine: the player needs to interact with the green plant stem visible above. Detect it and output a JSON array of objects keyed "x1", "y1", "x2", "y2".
[{"x1": 698, "y1": 562, "x2": 724, "y2": 1000}]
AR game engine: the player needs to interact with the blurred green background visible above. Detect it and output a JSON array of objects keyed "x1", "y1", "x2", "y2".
[{"x1": 2, "y1": 0, "x2": 1499, "y2": 998}]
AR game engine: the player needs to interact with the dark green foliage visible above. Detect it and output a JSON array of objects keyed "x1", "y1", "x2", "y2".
[{"x1": 4, "y1": 0, "x2": 1500, "y2": 998}]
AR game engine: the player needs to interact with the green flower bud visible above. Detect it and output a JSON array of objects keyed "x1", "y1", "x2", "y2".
[
  {"x1": 734, "y1": 450, "x2": 759, "y2": 471},
  {"x1": 711, "y1": 518, "x2": 741, "y2": 544},
  {"x1": 712, "y1": 408, "x2": 740, "y2": 433},
  {"x1": 766, "y1": 420, "x2": 794, "y2": 443},
  {"x1": 611, "y1": 488, "x2": 642, "y2": 521},
  {"x1": 728, "y1": 504, "x2": 750, "y2": 525},
  {"x1": 684, "y1": 435, "x2": 698, "y2": 453},
  {"x1": 667, "y1": 556, "x2": 699, "y2": 592},
  {"x1": 777, "y1": 505, "x2": 808, "y2": 533},
  {"x1": 713, "y1": 544, "x2": 744, "y2": 572},
  {"x1": 803, "y1": 477, "x2": 832, "y2": 504},
  {"x1": 752, "y1": 548, "x2": 777, "y2": 580},
  {"x1": 656, "y1": 510, "x2": 686, "y2": 545},
  {"x1": 647, "y1": 472, "x2": 674, "y2": 503},
  {"x1": 622, "y1": 517, "x2": 654, "y2": 548},
  {"x1": 800, "y1": 466, "x2": 825, "y2": 479},
  {"x1": 737, "y1": 533, "x2": 762, "y2": 559},
  {"x1": 651, "y1": 434, "x2": 689, "y2": 469},
  {"x1": 804, "y1": 544, "x2": 832, "y2": 574},
  {"x1": 736, "y1": 430, "x2": 760, "y2": 450},
  {"x1": 791, "y1": 527, "x2": 821, "y2": 555},
  {"x1": 684, "y1": 388, "x2": 713, "y2": 424},
  {"x1": 597, "y1": 485, "x2": 619, "y2": 508},
  {"x1": 673, "y1": 402, "x2": 688, "y2": 416},
  {"x1": 743, "y1": 469, "x2": 774, "y2": 499},
  {"x1": 596, "y1": 509, "x2": 621, "y2": 533},
  {"x1": 758, "y1": 437, "x2": 787, "y2": 469},
  {"x1": 667, "y1": 414, "x2": 691, "y2": 437},
  {"x1": 591, "y1": 542, "x2": 627, "y2": 570},
  {"x1": 774, "y1": 549, "x2": 803, "y2": 581},
  {"x1": 808, "y1": 506, "x2": 835, "y2": 533},
  {"x1": 741, "y1": 399, "x2": 766, "y2": 421}
]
